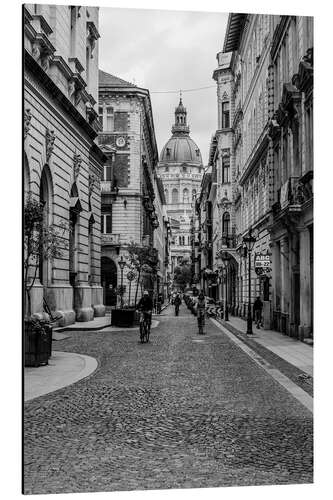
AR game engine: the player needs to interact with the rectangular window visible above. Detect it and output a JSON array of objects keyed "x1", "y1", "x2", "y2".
[
  {"x1": 106, "y1": 107, "x2": 114, "y2": 132},
  {"x1": 98, "y1": 107, "x2": 103, "y2": 129},
  {"x1": 222, "y1": 102, "x2": 230, "y2": 129},
  {"x1": 222, "y1": 153, "x2": 230, "y2": 183},
  {"x1": 103, "y1": 165, "x2": 112, "y2": 181},
  {"x1": 102, "y1": 211, "x2": 112, "y2": 234}
]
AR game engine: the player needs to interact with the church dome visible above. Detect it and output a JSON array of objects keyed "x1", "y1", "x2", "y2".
[
  {"x1": 160, "y1": 97, "x2": 203, "y2": 165},
  {"x1": 160, "y1": 136, "x2": 202, "y2": 164}
]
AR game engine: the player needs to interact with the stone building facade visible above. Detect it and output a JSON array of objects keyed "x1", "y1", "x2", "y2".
[
  {"x1": 24, "y1": 4, "x2": 105, "y2": 325},
  {"x1": 194, "y1": 13, "x2": 313, "y2": 340},
  {"x1": 158, "y1": 99, "x2": 203, "y2": 272},
  {"x1": 98, "y1": 70, "x2": 162, "y2": 305}
]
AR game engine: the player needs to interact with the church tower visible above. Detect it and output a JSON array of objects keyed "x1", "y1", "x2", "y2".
[{"x1": 158, "y1": 97, "x2": 203, "y2": 272}]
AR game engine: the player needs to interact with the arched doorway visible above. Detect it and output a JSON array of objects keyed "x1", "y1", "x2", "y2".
[
  {"x1": 101, "y1": 256, "x2": 117, "y2": 306},
  {"x1": 24, "y1": 152, "x2": 30, "y2": 203},
  {"x1": 226, "y1": 254, "x2": 239, "y2": 315}
]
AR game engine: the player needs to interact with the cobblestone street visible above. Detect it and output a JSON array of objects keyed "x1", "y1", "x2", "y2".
[{"x1": 24, "y1": 305, "x2": 313, "y2": 494}]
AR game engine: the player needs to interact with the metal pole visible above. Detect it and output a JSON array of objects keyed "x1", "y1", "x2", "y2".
[
  {"x1": 128, "y1": 280, "x2": 131, "y2": 306},
  {"x1": 120, "y1": 267, "x2": 124, "y2": 309},
  {"x1": 247, "y1": 249, "x2": 253, "y2": 334},
  {"x1": 225, "y1": 266, "x2": 229, "y2": 321}
]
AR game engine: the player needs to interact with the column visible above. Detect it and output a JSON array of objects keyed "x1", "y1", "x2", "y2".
[
  {"x1": 299, "y1": 227, "x2": 312, "y2": 338},
  {"x1": 280, "y1": 237, "x2": 290, "y2": 334},
  {"x1": 271, "y1": 240, "x2": 281, "y2": 330}
]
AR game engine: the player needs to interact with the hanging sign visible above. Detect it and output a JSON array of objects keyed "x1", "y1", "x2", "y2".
[{"x1": 255, "y1": 254, "x2": 271, "y2": 275}]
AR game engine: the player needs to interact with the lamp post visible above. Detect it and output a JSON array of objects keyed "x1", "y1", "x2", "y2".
[
  {"x1": 243, "y1": 228, "x2": 256, "y2": 335},
  {"x1": 118, "y1": 255, "x2": 126, "y2": 309},
  {"x1": 220, "y1": 251, "x2": 231, "y2": 321}
]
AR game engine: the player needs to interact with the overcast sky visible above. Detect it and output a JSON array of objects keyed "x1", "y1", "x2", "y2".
[{"x1": 99, "y1": 7, "x2": 228, "y2": 165}]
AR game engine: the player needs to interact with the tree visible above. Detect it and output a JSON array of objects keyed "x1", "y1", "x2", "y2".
[
  {"x1": 127, "y1": 242, "x2": 157, "y2": 306},
  {"x1": 173, "y1": 264, "x2": 192, "y2": 291},
  {"x1": 24, "y1": 195, "x2": 68, "y2": 318}
]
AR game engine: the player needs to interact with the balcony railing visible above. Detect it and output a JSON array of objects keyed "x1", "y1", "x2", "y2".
[{"x1": 101, "y1": 233, "x2": 120, "y2": 245}]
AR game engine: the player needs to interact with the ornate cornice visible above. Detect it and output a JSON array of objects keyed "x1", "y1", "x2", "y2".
[{"x1": 25, "y1": 51, "x2": 98, "y2": 141}]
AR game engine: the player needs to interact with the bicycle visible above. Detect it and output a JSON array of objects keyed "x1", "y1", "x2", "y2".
[
  {"x1": 197, "y1": 310, "x2": 205, "y2": 335},
  {"x1": 139, "y1": 310, "x2": 151, "y2": 343}
]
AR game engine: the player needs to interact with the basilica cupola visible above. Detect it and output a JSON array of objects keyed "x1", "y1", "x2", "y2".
[{"x1": 172, "y1": 97, "x2": 190, "y2": 135}]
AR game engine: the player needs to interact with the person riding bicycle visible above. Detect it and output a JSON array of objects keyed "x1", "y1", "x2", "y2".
[
  {"x1": 196, "y1": 290, "x2": 206, "y2": 333},
  {"x1": 174, "y1": 293, "x2": 181, "y2": 316},
  {"x1": 137, "y1": 290, "x2": 153, "y2": 329}
]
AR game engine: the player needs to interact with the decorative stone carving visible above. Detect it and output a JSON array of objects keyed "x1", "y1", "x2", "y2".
[
  {"x1": 31, "y1": 36, "x2": 54, "y2": 72},
  {"x1": 88, "y1": 173, "x2": 99, "y2": 197},
  {"x1": 45, "y1": 128, "x2": 55, "y2": 163},
  {"x1": 68, "y1": 79, "x2": 75, "y2": 99},
  {"x1": 73, "y1": 153, "x2": 82, "y2": 180},
  {"x1": 24, "y1": 109, "x2": 32, "y2": 139}
]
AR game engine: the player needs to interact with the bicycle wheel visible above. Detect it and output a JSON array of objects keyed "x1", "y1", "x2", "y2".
[
  {"x1": 145, "y1": 323, "x2": 150, "y2": 343},
  {"x1": 140, "y1": 322, "x2": 145, "y2": 343}
]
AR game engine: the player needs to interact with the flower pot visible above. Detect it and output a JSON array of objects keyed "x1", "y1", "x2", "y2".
[
  {"x1": 24, "y1": 319, "x2": 52, "y2": 367},
  {"x1": 111, "y1": 308, "x2": 137, "y2": 328}
]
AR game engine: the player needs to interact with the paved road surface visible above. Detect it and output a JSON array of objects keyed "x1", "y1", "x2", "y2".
[{"x1": 24, "y1": 304, "x2": 313, "y2": 494}]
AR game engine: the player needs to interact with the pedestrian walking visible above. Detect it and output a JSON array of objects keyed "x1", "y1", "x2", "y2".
[
  {"x1": 174, "y1": 293, "x2": 181, "y2": 316},
  {"x1": 196, "y1": 290, "x2": 206, "y2": 334},
  {"x1": 253, "y1": 296, "x2": 263, "y2": 329}
]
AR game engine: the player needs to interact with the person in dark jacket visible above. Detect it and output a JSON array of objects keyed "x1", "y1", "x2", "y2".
[
  {"x1": 174, "y1": 293, "x2": 181, "y2": 316},
  {"x1": 137, "y1": 290, "x2": 153, "y2": 327},
  {"x1": 253, "y1": 296, "x2": 263, "y2": 328}
]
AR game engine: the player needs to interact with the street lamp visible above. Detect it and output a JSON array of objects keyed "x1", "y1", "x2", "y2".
[
  {"x1": 221, "y1": 251, "x2": 231, "y2": 321},
  {"x1": 243, "y1": 228, "x2": 256, "y2": 335},
  {"x1": 118, "y1": 255, "x2": 127, "y2": 309}
]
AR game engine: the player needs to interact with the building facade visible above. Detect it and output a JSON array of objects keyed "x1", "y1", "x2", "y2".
[
  {"x1": 158, "y1": 98, "x2": 203, "y2": 272},
  {"x1": 24, "y1": 4, "x2": 105, "y2": 325},
  {"x1": 195, "y1": 13, "x2": 313, "y2": 340},
  {"x1": 98, "y1": 70, "x2": 162, "y2": 305}
]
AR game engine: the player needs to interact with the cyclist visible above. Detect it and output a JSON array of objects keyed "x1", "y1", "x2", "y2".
[
  {"x1": 137, "y1": 290, "x2": 153, "y2": 333},
  {"x1": 174, "y1": 293, "x2": 181, "y2": 316},
  {"x1": 196, "y1": 290, "x2": 206, "y2": 334}
]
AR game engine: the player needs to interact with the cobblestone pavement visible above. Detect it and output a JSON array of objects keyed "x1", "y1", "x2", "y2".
[{"x1": 24, "y1": 304, "x2": 313, "y2": 494}]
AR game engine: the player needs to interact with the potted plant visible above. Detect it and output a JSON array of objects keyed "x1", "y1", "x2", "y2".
[{"x1": 24, "y1": 195, "x2": 68, "y2": 366}]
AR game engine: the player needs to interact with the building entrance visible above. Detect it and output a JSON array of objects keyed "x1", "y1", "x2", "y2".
[{"x1": 101, "y1": 256, "x2": 117, "y2": 306}]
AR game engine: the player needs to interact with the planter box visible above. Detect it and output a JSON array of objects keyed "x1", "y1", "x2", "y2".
[
  {"x1": 111, "y1": 309, "x2": 138, "y2": 328},
  {"x1": 24, "y1": 321, "x2": 53, "y2": 367}
]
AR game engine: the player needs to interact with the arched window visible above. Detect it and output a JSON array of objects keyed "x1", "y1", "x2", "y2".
[
  {"x1": 24, "y1": 153, "x2": 30, "y2": 203},
  {"x1": 172, "y1": 188, "x2": 178, "y2": 204},
  {"x1": 192, "y1": 189, "x2": 196, "y2": 200},
  {"x1": 183, "y1": 188, "x2": 189, "y2": 203},
  {"x1": 39, "y1": 165, "x2": 53, "y2": 285},
  {"x1": 222, "y1": 212, "x2": 230, "y2": 236},
  {"x1": 222, "y1": 101, "x2": 230, "y2": 128},
  {"x1": 164, "y1": 189, "x2": 168, "y2": 203}
]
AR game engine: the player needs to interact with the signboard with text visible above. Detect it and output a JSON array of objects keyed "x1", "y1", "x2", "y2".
[{"x1": 254, "y1": 254, "x2": 271, "y2": 275}]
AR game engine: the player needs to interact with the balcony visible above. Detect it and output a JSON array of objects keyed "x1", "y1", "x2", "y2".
[
  {"x1": 273, "y1": 172, "x2": 313, "y2": 220},
  {"x1": 101, "y1": 181, "x2": 117, "y2": 194},
  {"x1": 101, "y1": 233, "x2": 120, "y2": 246}
]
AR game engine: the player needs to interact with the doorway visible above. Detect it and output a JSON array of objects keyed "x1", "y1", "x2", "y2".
[{"x1": 101, "y1": 256, "x2": 117, "y2": 306}]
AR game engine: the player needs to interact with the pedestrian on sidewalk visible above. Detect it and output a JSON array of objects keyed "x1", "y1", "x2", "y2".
[{"x1": 253, "y1": 296, "x2": 263, "y2": 329}]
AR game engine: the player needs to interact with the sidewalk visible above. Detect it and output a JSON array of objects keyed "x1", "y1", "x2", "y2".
[
  {"x1": 24, "y1": 351, "x2": 98, "y2": 401},
  {"x1": 55, "y1": 314, "x2": 112, "y2": 333},
  {"x1": 223, "y1": 316, "x2": 313, "y2": 377}
]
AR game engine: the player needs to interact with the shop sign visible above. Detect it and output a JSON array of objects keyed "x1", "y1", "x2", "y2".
[{"x1": 255, "y1": 254, "x2": 271, "y2": 275}]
